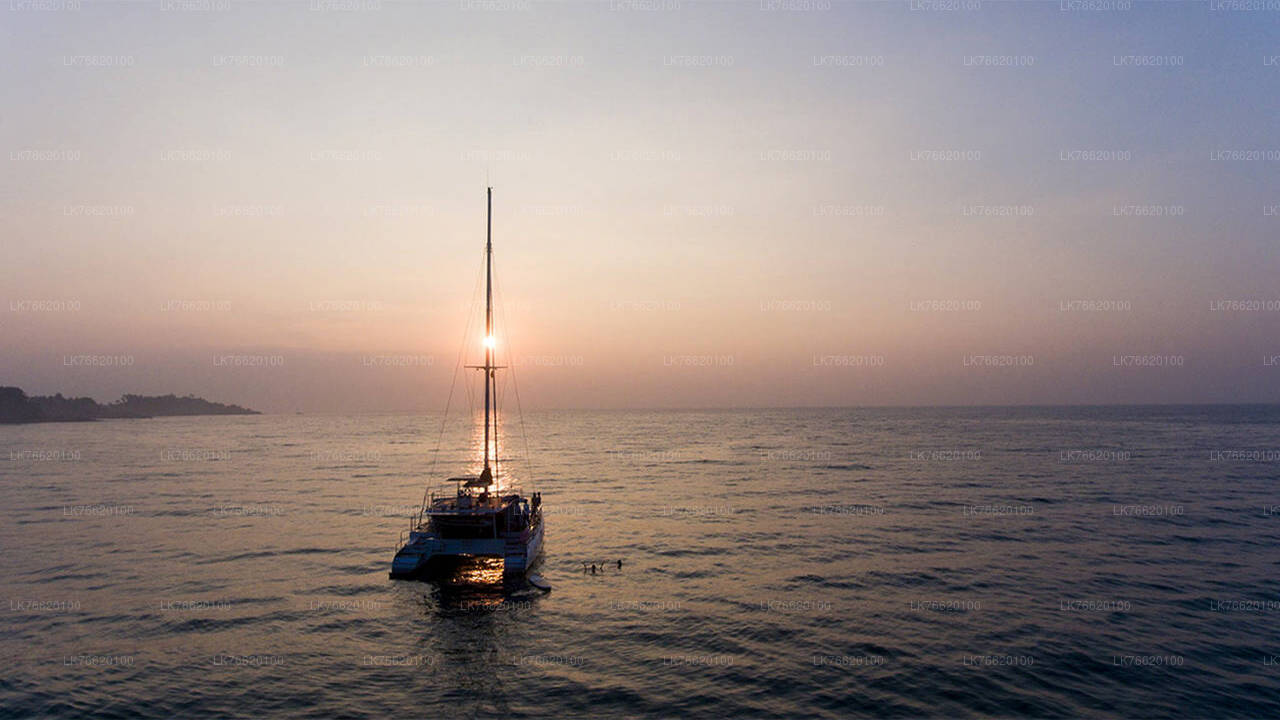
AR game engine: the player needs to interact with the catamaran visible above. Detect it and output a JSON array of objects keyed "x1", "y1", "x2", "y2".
[{"x1": 390, "y1": 188, "x2": 545, "y2": 581}]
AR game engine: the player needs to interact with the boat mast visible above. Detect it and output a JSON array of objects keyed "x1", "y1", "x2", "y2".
[
  {"x1": 465, "y1": 187, "x2": 505, "y2": 484},
  {"x1": 484, "y1": 187, "x2": 494, "y2": 475}
]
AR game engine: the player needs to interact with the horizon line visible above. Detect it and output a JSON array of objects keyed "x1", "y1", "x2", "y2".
[{"x1": 263, "y1": 401, "x2": 1280, "y2": 415}]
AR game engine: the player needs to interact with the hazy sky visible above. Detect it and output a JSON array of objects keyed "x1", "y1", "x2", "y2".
[{"x1": 3, "y1": 0, "x2": 1278, "y2": 411}]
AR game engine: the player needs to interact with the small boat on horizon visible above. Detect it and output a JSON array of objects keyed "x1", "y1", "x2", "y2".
[{"x1": 390, "y1": 188, "x2": 545, "y2": 583}]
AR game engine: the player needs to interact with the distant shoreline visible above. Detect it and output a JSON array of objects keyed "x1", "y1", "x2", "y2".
[{"x1": 0, "y1": 387, "x2": 259, "y2": 424}]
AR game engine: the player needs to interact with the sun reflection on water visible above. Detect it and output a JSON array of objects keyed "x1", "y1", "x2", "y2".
[{"x1": 428, "y1": 557, "x2": 511, "y2": 611}]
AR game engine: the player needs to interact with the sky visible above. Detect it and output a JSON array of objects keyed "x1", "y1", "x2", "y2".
[{"x1": 2, "y1": 0, "x2": 1278, "y2": 412}]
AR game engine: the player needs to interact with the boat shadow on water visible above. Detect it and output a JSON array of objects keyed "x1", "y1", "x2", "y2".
[
  {"x1": 402, "y1": 555, "x2": 547, "y2": 611},
  {"x1": 390, "y1": 556, "x2": 546, "y2": 717}
]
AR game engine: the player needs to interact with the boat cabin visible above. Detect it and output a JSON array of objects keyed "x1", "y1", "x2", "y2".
[{"x1": 424, "y1": 478, "x2": 540, "y2": 540}]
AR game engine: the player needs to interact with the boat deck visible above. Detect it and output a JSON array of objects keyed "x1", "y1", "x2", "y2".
[{"x1": 427, "y1": 493, "x2": 520, "y2": 516}]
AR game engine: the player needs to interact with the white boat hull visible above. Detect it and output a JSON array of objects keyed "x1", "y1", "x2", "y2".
[{"x1": 390, "y1": 520, "x2": 544, "y2": 579}]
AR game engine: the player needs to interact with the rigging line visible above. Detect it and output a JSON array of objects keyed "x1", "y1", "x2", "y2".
[
  {"x1": 462, "y1": 244, "x2": 486, "y2": 462},
  {"x1": 498, "y1": 363, "x2": 515, "y2": 480},
  {"x1": 509, "y1": 342, "x2": 535, "y2": 491},
  {"x1": 496, "y1": 369, "x2": 515, "y2": 472},
  {"x1": 488, "y1": 237, "x2": 500, "y2": 483},
  {"x1": 419, "y1": 244, "x2": 487, "y2": 525},
  {"x1": 492, "y1": 336, "x2": 514, "y2": 470},
  {"x1": 494, "y1": 372, "x2": 502, "y2": 481},
  {"x1": 492, "y1": 262, "x2": 509, "y2": 476},
  {"x1": 492, "y1": 259, "x2": 536, "y2": 490}
]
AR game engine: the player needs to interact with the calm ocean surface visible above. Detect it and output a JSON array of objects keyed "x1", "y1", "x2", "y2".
[{"x1": 2, "y1": 406, "x2": 1280, "y2": 719}]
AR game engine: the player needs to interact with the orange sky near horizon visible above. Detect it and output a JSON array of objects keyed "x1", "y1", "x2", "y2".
[{"x1": 3, "y1": 2, "x2": 1278, "y2": 411}]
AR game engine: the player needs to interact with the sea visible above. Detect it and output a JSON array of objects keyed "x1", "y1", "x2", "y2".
[{"x1": 2, "y1": 406, "x2": 1280, "y2": 719}]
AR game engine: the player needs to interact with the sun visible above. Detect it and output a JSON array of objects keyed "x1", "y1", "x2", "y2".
[{"x1": 483, "y1": 335, "x2": 496, "y2": 350}]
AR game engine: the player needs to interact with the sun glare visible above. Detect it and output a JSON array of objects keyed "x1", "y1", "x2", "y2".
[{"x1": 483, "y1": 335, "x2": 496, "y2": 350}]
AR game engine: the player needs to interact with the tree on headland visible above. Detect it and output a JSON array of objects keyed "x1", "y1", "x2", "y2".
[
  {"x1": 105, "y1": 393, "x2": 257, "y2": 417},
  {"x1": 0, "y1": 387, "x2": 43, "y2": 423}
]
